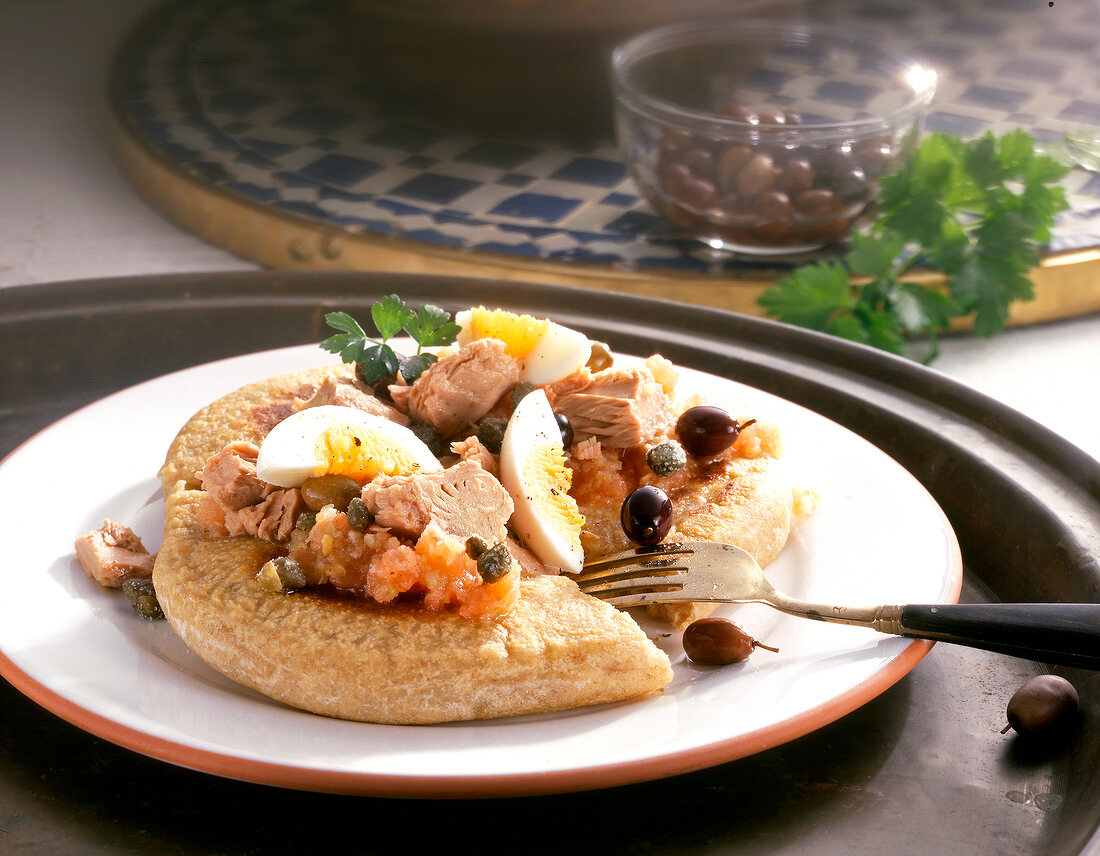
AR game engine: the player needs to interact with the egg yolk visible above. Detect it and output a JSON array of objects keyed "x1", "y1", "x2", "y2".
[
  {"x1": 463, "y1": 307, "x2": 549, "y2": 359},
  {"x1": 314, "y1": 425, "x2": 424, "y2": 482},
  {"x1": 521, "y1": 441, "x2": 585, "y2": 542}
]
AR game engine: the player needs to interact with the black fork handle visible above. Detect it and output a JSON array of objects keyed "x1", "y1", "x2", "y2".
[{"x1": 898, "y1": 603, "x2": 1100, "y2": 669}]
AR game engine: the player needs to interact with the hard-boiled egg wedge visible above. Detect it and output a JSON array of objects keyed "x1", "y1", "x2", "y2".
[
  {"x1": 256, "y1": 405, "x2": 443, "y2": 488},
  {"x1": 499, "y1": 389, "x2": 585, "y2": 573},
  {"x1": 455, "y1": 306, "x2": 591, "y2": 385}
]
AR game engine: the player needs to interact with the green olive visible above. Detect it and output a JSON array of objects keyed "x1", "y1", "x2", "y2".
[
  {"x1": 300, "y1": 475, "x2": 362, "y2": 512},
  {"x1": 586, "y1": 342, "x2": 614, "y2": 372},
  {"x1": 258, "y1": 556, "x2": 307, "y2": 593}
]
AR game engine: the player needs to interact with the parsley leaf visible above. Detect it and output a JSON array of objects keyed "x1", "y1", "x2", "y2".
[
  {"x1": 758, "y1": 130, "x2": 1069, "y2": 360},
  {"x1": 405, "y1": 304, "x2": 461, "y2": 351},
  {"x1": 846, "y1": 231, "x2": 906, "y2": 279},
  {"x1": 319, "y1": 312, "x2": 372, "y2": 364},
  {"x1": 757, "y1": 261, "x2": 852, "y2": 330},
  {"x1": 358, "y1": 343, "x2": 402, "y2": 382},
  {"x1": 320, "y1": 298, "x2": 460, "y2": 383},
  {"x1": 371, "y1": 294, "x2": 415, "y2": 341}
]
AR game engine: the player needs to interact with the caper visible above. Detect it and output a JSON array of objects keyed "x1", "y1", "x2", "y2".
[
  {"x1": 346, "y1": 497, "x2": 371, "y2": 532},
  {"x1": 257, "y1": 556, "x2": 307, "y2": 593},
  {"x1": 510, "y1": 382, "x2": 536, "y2": 410},
  {"x1": 295, "y1": 510, "x2": 317, "y2": 532},
  {"x1": 465, "y1": 535, "x2": 489, "y2": 559},
  {"x1": 646, "y1": 439, "x2": 687, "y2": 477},
  {"x1": 301, "y1": 474, "x2": 362, "y2": 512},
  {"x1": 476, "y1": 543, "x2": 512, "y2": 583},
  {"x1": 476, "y1": 417, "x2": 508, "y2": 454},
  {"x1": 121, "y1": 578, "x2": 164, "y2": 620},
  {"x1": 409, "y1": 421, "x2": 446, "y2": 457}
]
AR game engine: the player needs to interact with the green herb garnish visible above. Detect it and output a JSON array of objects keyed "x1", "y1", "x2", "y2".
[
  {"x1": 757, "y1": 130, "x2": 1070, "y2": 360},
  {"x1": 320, "y1": 295, "x2": 460, "y2": 383}
]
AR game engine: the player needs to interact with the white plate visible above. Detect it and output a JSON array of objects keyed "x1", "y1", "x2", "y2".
[{"x1": 0, "y1": 344, "x2": 961, "y2": 797}]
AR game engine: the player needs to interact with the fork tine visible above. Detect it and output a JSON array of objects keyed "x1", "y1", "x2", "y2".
[
  {"x1": 573, "y1": 544, "x2": 693, "y2": 605},
  {"x1": 588, "y1": 582, "x2": 688, "y2": 608},
  {"x1": 576, "y1": 566, "x2": 688, "y2": 594},
  {"x1": 575, "y1": 543, "x2": 696, "y2": 582}
]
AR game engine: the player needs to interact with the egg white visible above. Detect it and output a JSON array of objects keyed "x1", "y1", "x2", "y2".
[
  {"x1": 499, "y1": 390, "x2": 584, "y2": 573},
  {"x1": 521, "y1": 322, "x2": 591, "y2": 385},
  {"x1": 256, "y1": 405, "x2": 442, "y2": 488}
]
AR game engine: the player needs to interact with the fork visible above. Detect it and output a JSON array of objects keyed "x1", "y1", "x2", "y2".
[{"x1": 576, "y1": 542, "x2": 1100, "y2": 670}]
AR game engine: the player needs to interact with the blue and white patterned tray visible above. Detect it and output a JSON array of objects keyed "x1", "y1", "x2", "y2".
[{"x1": 113, "y1": 0, "x2": 1100, "y2": 274}]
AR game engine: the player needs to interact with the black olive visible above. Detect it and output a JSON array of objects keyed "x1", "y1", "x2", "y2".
[
  {"x1": 682, "y1": 617, "x2": 778, "y2": 665},
  {"x1": 1003, "y1": 675, "x2": 1079, "y2": 737},
  {"x1": 620, "y1": 486, "x2": 673, "y2": 546},
  {"x1": 676, "y1": 406, "x2": 754, "y2": 458},
  {"x1": 555, "y1": 412, "x2": 574, "y2": 449}
]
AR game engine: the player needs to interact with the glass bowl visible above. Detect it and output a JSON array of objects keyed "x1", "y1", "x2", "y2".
[{"x1": 611, "y1": 19, "x2": 937, "y2": 255}]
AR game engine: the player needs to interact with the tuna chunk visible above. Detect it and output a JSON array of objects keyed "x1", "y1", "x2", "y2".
[
  {"x1": 301, "y1": 375, "x2": 410, "y2": 426},
  {"x1": 198, "y1": 441, "x2": 268, "y2": 510},
  {"x1": 196, "y1": 442, "x2": 305, "y2": 543},
  {"x1": 403, "y1": 339, "x2": 519, "y2": 438},
  {"x1": 74, "y1": 520, "x2": 155, "y2": 587},
  {"x1": 548, "y1": 367, "x2": 673, "y2": 448},
  {"x1": 450, "y1": 435, "x2": 499, "y2": 478},
  {"x1": 360, "y1": 459, "x2": 513, "y2": 544}
]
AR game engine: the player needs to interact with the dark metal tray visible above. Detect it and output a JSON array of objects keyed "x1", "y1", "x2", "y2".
[{"x1": 1, "y1": 272, "x2": 1098, "y2": 855}]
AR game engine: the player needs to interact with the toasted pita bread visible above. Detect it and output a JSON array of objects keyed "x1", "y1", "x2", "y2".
[
  {"x1": 574, "y1": 441, "x2": 796, "y2": 629},
  {"x1": 154, "y1": 367, "x2": 672, "y2": 724},
  {"x1": 154, "y1": 490, "x2": 672, "y2": 724},
  {"x1": 159, "y1": 366, "x2": 344, "y2": 494}
]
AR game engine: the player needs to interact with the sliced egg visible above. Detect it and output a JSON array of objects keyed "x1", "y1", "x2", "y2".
[
  {"x1": 256, "y1": 405, "x2": 443, "y2": 488},
  {"x1": 455, "y1": 306, "x2": 591, "y2": 385},
  {"x1": 499, "y1": 389, "x2": 585, "y2": 573}
]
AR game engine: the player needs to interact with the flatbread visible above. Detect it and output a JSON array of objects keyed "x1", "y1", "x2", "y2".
[
  {"x1": 154, "y1": 490, "x2": 672, "y2": 724},
  {"x1": 575, "y1": 444, "x2": 796, "y2": 629},
  {"x1": 159, "y1": 366, "x2": 343, "y2": 494},
  {"x1": 154, "y1": 367, "x2": 673, "y2": 724},
  {"x1": 653, "y1": 454, "x2": 794, "y2": 627}
]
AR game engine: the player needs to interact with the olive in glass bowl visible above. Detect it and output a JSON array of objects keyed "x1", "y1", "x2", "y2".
[{"x1": 610, "y1": 19, "x2": 936, "y2": 255}]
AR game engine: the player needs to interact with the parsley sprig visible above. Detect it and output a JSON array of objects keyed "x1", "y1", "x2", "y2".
[
  {"x1": 757, "y1": 130, "x2": 1069, "y2": 360},
  {"x1": 320, "y1": 295, "x2": 460, "y2": 383}
]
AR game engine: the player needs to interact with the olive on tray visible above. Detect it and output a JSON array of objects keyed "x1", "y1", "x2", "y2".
[{"x1": 1002, "y1": 675, "x2": 1080, "y2": 739}]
